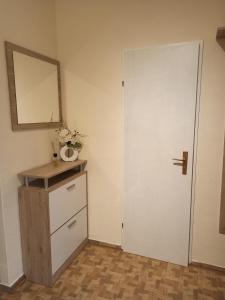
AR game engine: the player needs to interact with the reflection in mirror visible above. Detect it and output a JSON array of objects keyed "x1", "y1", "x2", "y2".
[
  {"x1": 5, "y1": 42, "x2": 63, "y2": 130},
  {"x1": 14, "y1": 52, "x2": 60, "y2": 123}
]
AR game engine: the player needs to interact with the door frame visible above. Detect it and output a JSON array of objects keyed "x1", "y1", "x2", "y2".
[
  {"x1": 121, "y1": 40, "x2": 204, "y2": 264},
  {"x1": 188, "y1": 40, "x2": 203, "y2": 263}
]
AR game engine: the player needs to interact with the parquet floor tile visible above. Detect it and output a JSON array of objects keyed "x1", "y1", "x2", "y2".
[{"x1": 0, "y1": 243, "x2": 224, "y2": 300}]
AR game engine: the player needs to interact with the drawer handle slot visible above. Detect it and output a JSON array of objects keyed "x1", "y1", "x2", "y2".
[
  {"x1": 66, "y1": 184, "x2": 76, "y2": 191},
  {"x1": 67, "y1": 219, "x2": 77, "y2": 229}
]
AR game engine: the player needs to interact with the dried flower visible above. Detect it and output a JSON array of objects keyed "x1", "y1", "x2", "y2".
[{"x1": 55, "y1": 127, "x2": 85, "y2": 151}]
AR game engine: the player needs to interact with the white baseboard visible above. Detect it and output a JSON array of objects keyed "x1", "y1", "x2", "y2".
[{"x1": 0, "y1": 274, "x2": 25, "y2": 292}]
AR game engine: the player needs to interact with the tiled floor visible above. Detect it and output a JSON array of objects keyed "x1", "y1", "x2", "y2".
[{"x1": 0, "y1": 243, "x2": 225, "y2": 300}]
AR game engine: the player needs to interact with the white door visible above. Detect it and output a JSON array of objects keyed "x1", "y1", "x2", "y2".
[{"x1": 123, "y1": 42, "x2": 200, "y2": 266}]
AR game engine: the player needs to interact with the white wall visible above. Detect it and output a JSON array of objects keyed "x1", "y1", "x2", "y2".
[
  {"x1": 0, "y1": 0, "x2": 57, "y2": 285},
  {"x1": 56, "y1": 0, "x2": 225, "y2": 267}
]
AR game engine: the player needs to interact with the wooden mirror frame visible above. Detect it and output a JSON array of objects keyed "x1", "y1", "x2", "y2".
[
  {"x1": 216, "y1": 27, "x2": 225, "y2": 51},
  {"x1": 5, "y1": 41, "x2": 63, "y2": 131}
]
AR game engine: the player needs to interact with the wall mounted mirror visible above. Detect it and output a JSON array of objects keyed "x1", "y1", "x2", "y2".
[{"x1": 5, "y1": 42, "x2": 63, "y2": 131}]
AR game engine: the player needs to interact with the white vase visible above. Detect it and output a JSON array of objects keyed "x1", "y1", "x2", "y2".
[{"x1": 60, "y1": 145, "x2": 78, "y2": 162}]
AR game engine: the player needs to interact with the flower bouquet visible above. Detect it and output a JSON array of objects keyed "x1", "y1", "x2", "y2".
[{"x1": 55, "y1": 127, "x2": 85, "y2": 162}]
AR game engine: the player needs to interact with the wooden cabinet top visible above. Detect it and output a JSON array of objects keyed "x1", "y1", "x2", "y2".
[
  {"x1": 19, "y1": 160, "x2": 87, "y2": 179},
  {"x1": 19, "y1": 160, "x2": 87, "y2": 190}
]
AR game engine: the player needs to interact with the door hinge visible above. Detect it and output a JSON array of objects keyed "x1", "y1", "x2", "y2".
[
  {"x1": 122, "y1": 222, "x2": 124, "y2": 228},
  {"x1": 122, "y1": 81, "x2": 124, "y2": 87}
]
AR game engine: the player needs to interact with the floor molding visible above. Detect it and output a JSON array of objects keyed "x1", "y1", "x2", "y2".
[
  {"x1": 0, "y1": 275, "x2": 25, "y2": 293},
  {"x1": 190, "y1": 261, "x2": 225, "y2": 273},
  {"x1": 88, "y1": 239, "x2": 122, "y2": 250}
]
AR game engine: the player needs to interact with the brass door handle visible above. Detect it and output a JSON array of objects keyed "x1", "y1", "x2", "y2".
[{"x1": 172, "y1": 151, "x2": 188, "y2": 175}]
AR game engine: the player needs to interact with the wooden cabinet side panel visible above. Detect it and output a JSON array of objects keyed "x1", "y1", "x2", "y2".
[
  {"x1": 18, "y1": 188, "x2": 52, "y2": 286},
  {"x1": 220, "y1": 138, "x2": 225, "y2": 234}
]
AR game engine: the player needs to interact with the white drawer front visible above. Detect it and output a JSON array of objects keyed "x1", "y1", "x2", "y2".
[
  {"x1": 49, "y1": 174, "x2": 86, "y2": 234},
  {"x1": 51, "y1": 207, "x2": 87, "y2": 275}
]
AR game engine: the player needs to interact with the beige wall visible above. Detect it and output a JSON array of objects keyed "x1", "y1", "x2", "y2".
[
  {"x1": 0, "y1": 188, "x2": 7, "y2": 283},
  {"x1": 0, "y1": 0, "x2": 57, "y2": 285},
  {"x1": 1, "y1": 0, "x2": 225, "y2": 286},
  {"x1": 56, "y1": 0, "x2": 225, "y2": 267}
]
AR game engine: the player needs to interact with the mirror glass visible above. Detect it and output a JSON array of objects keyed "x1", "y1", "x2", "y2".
[
  {"x1": 5, "y1": 42, "x2": 63, "y2": 130},
  {"x1": 14, "y1": 52, "x2": 59, "y2": 123}
]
